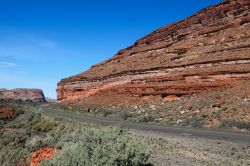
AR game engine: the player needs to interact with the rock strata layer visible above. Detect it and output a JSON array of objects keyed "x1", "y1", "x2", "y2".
[
  {"x1": 0, "y1": 88, "x2": 46, "y2": 103},
  {"x1": 57, "y1": 0, "x2": 250, "y2": 106}
]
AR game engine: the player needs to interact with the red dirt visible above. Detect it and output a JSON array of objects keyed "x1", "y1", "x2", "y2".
[
  {"x1": 0, "y1": 107, "x2": 16, "y2": 119},
  {"x1": 1, "y1": 128, "x2": 17, "y2": 132},
  {"x1": 30, "y1": 147, "x2": 59, "y2": 166},
  {"x1": 164, "y1": 95, "x2": 181, "y2": 102}
]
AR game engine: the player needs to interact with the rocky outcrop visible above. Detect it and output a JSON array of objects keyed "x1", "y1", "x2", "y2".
[
  {"x1": 30, "y1": 147, "x2": 59, "y2": 166},
  {"x1": 57, "y1": 0, "x2": 250, "y2": 106},
  {"x1": 0, "y1": 89, "x2": 46, "y2": 103}
]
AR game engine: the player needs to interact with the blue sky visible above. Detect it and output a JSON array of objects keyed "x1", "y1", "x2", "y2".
[{"x1": 0, "y1": 0, "x2": 222, "y2": 99}]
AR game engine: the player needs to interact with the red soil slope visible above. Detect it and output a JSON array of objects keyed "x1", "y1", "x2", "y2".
[{"x1": 0, "y1": 107, "x2": 15, "y2": 119}]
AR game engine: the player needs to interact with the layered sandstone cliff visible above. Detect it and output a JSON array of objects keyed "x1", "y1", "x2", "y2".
[
  {"x1": 0, "y1": 88, "x2": 46, "y2": 102},
  {"x1": 57, "y1": 0, "x2": 250, "y2": 106}
]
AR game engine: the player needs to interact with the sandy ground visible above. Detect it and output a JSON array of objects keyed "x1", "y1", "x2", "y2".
[{"x1": 131, "y1": 130, "x2": 250, "y2": 166}]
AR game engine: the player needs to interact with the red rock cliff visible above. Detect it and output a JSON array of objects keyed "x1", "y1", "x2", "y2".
[{"x1": 57, "y1": 0, "x2": 250, "y2": 105}]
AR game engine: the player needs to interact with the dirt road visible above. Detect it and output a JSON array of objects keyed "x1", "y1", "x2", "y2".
[{"x1": 42, "y1": 109, "x2": 250, "y2": 144}]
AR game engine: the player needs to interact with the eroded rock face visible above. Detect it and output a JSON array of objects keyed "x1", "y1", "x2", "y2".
[
  {"x1": 0, "y1": 88, "x2": 46, "y2": 102},
  {"x1": 57, "y1": 0, "x2": 250, "y2": 106}
]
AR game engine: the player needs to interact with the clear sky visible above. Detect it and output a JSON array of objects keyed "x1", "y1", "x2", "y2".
[{"x1": 0, "y1": 0, "x2": 223, "y2": 99}]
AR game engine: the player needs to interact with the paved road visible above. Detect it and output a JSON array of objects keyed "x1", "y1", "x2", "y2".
[{"x1": 42, "y1": 109, "x2": 250, "y2": 144}]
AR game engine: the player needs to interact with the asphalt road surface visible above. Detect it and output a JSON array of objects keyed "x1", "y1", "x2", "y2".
[{"x1": 42, "y1": 109, "x2": 250, "y2": 144}]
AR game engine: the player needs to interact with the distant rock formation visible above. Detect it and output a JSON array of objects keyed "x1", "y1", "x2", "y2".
[
  {"x1": 0, "y1": 88, "x2": 46, "y2": 102},
  {"x1": 57, "y1": 0, "x2": 250, "y2": 106}
]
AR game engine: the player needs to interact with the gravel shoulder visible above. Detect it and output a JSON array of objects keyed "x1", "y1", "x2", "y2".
[{"x1": 132, "y1": 130, "x2": 250, "y2": 166}]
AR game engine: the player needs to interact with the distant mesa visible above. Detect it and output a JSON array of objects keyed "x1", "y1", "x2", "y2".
[
  {"x1": 0, "y1": 88, "x2": 46, "y2": 103},
  {"x1": 57, "y1": 0, "x2": 250, "y2": 106}
]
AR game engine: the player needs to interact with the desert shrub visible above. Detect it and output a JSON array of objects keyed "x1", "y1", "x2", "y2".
[
  {"x1": 41, "y1": 127, "x2": 150, "y2": 166},
  {"x1": 32, "y1": 119, "x2": 57, "y2": 132},
  {"x1": 4, "y1": 111, "x2": 41, "y2": 129},
  {"x1": 25, "y1": 135, "x2": 44, "y2": 149},
  {"x1": 0, "y1": 120, "x2": 5, "y2": 125},
  {"x1": 101, "y1": 109, "x2": 114, "y2": 117},
  {"x1": 139, "y1": 116, "x2": 155, "y2": 122},
  {"x1": 0, "y1": 146, "x2": 29, "y2": 166},
  {"x1": 220, "y1": 120, "x2": 250, "y2": 131},
  {"x1": 181, "y1": 117, "x2": 203, "y2": 128},
  {"x1": 25, "y1": 135, "x2": 57, "y2": 151},
  {"x1": 15, "y1": 109, "x2": 25, "y2": 116},
  {"x1": 117, "y1": 111, "x2": 133, "y2": 120},
  {"x1": 0, "y1": 124, "x2": 31, "y2": 166},
  {"x1": 0, "y1": 102, "x2": 56, "y2": 163}
]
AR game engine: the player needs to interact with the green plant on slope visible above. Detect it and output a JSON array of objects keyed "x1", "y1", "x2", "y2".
[
  {"x1": 40, "y1": 127, "x2": 150, "y2": 166},
  {"x1": 0, "y1": 146, "x2": 29, "y2": 166}
]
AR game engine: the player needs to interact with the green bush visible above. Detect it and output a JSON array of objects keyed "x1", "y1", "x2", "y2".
[
  {"x1": 139, "y1": 116, "x2": 155, "y2": 123},
  {"x1": 0, "y1": 146, "x2": 29, "y2": 166},
  {"x1": 117, "y1": 111, "x2": 133, "y2": 120},
  {"x1": 101, "y1": 109, "x2": 114, "y2": 117},
  {"x1": 32, "y1": 119, "x2": 57, "y2": 132},
  {"x1": 181, "y1": 117, "x2": 203, "y2": 128},
  {"x1": 41, "y1": 127, "x2": 150, "y2": 166}
]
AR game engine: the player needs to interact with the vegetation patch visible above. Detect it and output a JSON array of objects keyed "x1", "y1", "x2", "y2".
[
  {"x1": 219, "y1": 120, "x2": 250, "y2": 131},
  {"x1": 41, "y1": 127, "x2": 150, "y2": 166},
  {"x1": 0, "y1": 101, "x2": 150, "y2": 166}
]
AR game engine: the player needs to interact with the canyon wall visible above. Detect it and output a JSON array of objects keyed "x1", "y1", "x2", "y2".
[{"x1": 57, "y1": 0, "x2": 250, "y2": 106}]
